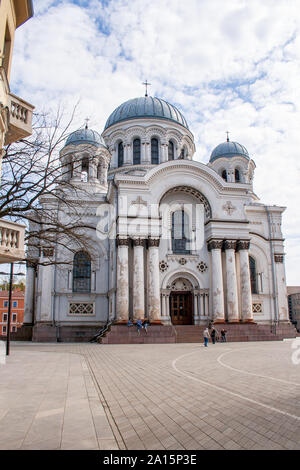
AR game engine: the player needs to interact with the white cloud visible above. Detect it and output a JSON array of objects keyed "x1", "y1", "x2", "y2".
[{"x1": 10, "y1": 0, "x2": 300, "y2": 283}]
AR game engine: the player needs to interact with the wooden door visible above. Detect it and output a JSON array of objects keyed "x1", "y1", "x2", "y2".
[{"x1": 170, "y1": 292, "x2": 193, "y2": 325}]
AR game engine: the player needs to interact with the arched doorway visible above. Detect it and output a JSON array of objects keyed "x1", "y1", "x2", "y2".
[{"x1": 169, "y1": 278, "x2": 193, "y2": 325}]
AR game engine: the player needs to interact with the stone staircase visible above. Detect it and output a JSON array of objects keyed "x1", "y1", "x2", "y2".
[
  {"x1": 174, "y1": 323, "x2": 298, "y2": 343},
  {"x1": 100, "y1": 325, "x2": 176, "y2": 344},
  {"x1": 99, "y1": 322, "x2": 298, "y2": 344}
]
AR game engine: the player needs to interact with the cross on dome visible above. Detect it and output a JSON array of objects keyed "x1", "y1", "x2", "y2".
[{"x1": 142, "y1": 79, "x2": 151, "y2": 97}]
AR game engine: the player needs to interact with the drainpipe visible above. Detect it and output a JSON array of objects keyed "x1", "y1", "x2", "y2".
[{"x1": 265, "y1": 206, "x2": 278, "y2": 335}]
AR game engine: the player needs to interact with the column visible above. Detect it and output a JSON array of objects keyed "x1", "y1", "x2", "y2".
[
  {"x1": 160, "y1": 291, "x2": 171, "y2": 324},
  {"x1": 71, "y1": 154, "x2": 82, "y2": 182},
  {"x1": 160, "y1": 143, "x2": 168, "y2": 163},
  {"x1": 133, "y1": 238, "x2": 145, "y2": 321},
  {"x1": 110, "y1": 147, "x2": 117, "y2": 169},
  {"x1": 237, "y1": 240, "x2": 253, "y2": 322},
  {"x1": 224, "y1": 240, "x2": 239, "y2": 322},
  {"x1": 39, "y1": 263, "x2": 53, "y2": 321},
  {"x1": 124, "y1": 143, "x2": 132, "y2": 165},
  {"x1": 24, "y1": 261, "x2": 36, "y2": 324},
  {"x1": 89, "y1": 159, "x2": 97, "y2": 182},
  {"x1": 161, "y1": 293, "x2": 166, "y2": 317},
  {"x1": 207, "y1": 240, "x2": 225, "y2": 322},
  {"x1": 274, "y1": 254, "x2": 289, "y2": 321},
  {"x1": 193, "y1": 293, "x2": 200, "y2": 324},
  {"x1": 141, "y1": 141, "x2": 146, "y2": 163},
  {"x1": 205, "y1": 293, "x2": 209, "y2": 316},
  {"x1": 148, "y1": 238, "x2": 161, "y2": 323},
  {"x1": 145, "y1": 142, "x2": 151, "y2": 163},
  {"x1": 116, "y1": 237, "x2": 129, "y2": 323}
]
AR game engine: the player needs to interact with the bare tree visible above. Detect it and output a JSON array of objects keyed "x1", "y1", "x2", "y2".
[{"x1": 1, "y1": 106, "x2": 104, "y2": 266}]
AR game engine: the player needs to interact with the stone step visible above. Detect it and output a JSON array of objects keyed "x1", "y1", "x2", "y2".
[{"x1": 99, "y1": 323, "x2": 298, "y2": 344}]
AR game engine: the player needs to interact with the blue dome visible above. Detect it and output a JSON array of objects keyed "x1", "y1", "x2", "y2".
[
  {"x1": 65, "y1": 128, "x2": 104, "y2": 147},
  {"x1": 104, "y1": 96, "x2": 189, "y2": 130},
  {"x1": 210, "y1": 141, "x2": 249, "y2": 163}
]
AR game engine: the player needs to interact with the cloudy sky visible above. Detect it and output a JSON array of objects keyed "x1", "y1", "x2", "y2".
[{"x1": 10, "y1": 0, "x2": 300, "y2": 284}]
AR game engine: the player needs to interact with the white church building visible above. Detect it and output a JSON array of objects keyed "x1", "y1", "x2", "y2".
[{"x1": 23, "y1": 94, "x2": 292, "y2": 342}]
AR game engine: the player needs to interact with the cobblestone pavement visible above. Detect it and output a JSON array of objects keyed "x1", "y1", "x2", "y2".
[{"x1": 0, "y1": 340, "x2": 300, "y2": 450}]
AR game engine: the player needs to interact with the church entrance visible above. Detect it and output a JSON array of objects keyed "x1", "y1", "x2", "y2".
[{"x1": 170, "y1": 291, "x2": 193, "y2": 325}]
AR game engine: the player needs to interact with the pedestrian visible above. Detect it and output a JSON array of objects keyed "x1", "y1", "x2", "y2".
[
  {"x1": 203, "y1": 328, "x2": 210, "y2": 347},
  {"x1": 221, "y1": 328, "x2": 227, "y2": 342},
  {"x1": 143, "y1": 319, "x2": 149, "y2": 334},
  {"x1": 136, "y1": 319, "x2": 143, "y2": 335},
  {"x1": 211, "y1": 327, "x2": 216, "y2": 344},
  {"x1": 127, "y1": 319, "x2": 133, "y2": 327}
]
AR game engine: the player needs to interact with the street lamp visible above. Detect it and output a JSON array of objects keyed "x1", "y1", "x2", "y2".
[{"x1": 0, "y1": 263, "x2": 25, "y2": 356}]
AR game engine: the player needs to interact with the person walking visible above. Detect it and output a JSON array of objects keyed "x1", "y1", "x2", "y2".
[
  {"x1": 221, "y1": 328, "x2": 227, "y2": 342},
  {"x1": 136, "y1": 319, "x2": 143, "y2": 335},
  {"x1": 203, "y1": 328, "x2": 210, "y2": 347},
  {"x1": 143, "y1": 319, "x2": 149, "y2": 334},
  {"x1": 211, "y1": 327, "x2": 217, "y2": 345}
]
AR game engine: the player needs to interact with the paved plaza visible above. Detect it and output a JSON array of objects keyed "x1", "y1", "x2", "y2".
[{"x1": 0, "y1": 340, "x2": 300, "y2": 450}]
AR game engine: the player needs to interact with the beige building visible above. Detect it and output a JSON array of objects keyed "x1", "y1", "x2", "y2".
[{"x1": 0, "y1": 0, "x2": 34, "y2": 263}]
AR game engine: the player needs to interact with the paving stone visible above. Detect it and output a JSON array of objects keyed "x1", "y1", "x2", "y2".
[{"x1": 1, "y1": 341, "x2": 300, "y2": 450}]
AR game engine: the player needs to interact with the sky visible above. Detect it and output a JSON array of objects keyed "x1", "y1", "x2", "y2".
[{"x1": 9, "y1": 0, "x2": 300, "y2": 284}]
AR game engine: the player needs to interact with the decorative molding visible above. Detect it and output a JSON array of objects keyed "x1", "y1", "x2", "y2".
[
  {"x1": 148, "y1": 238, "x2": 160, "y2": 247},
  {"x1": 236, "y1": 240, "x2": 250, "y2": 251},
  {"x1": 252, "y1": 303, "x2": 262, "y2": 314},
  {"x1": 42, "y1": 248, "x2": 54, "y2": 257},
  {"x1": 116, "y1": 237, "x2": 130, "y2": 247},
  {"x1": 274, "y1": 254, "x2": 284, "y2": 263},
  {"x1": 159, "y1": 260, "x2": 169, "y2": 272},
  {"x1": 131, "y1": 196, "x2": 147, "y2": 206},
  {"x1": 223, "y1": 240, "x2": 237, "y2": 250},
  {"x1": 197, "y1": 261, "x2": 208, "y2": 273},
  {"x1": 168, "y1": 278, "x2": 193, "y2": 291},
  {"x1": 132, "y1": 238, "x2": 146, "y2": 247},
  {"x1": 207, "y1": 239, "x2": 223, "y2": 251},
  {"x1": 161, "y1": 185, "x2": 212, "y2": 221},
  {"x1": 222, "y1": 201, "x2": 236, "y2": 216},
  {"x1": 69, "y1": 302, "x2": 95, "y2": 315},
  {"x1": 178, "y1": 257, "x2": 187, "y2": 265}
]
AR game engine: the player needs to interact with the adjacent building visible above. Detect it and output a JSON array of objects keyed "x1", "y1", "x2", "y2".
[
  {"x1": 0, "y1": 0, "x2": 34, "y2": 263},
  {"x1": 0, "y1": 288, "x2": 24, "y2": 337},
  {"x1": 287, "y1": 286, "x2": 300, "y2": 331}
]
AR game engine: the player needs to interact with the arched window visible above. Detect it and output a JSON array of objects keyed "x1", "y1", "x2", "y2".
[
  {"x1": 151, "y1": 138, "x2": 159, "y2": 164},
  {"x1": 172, "y1": 210, "x2": 190, "y2": 254},
  {"x1": 168, "y1": 141, "x2": 174, "y2": 160},
  {"x1": 133, "y1": 138, "x2": 141, "y2": 165},
  {"x1": 73, "y1": 251, "x2": 91, "y2": 293},
  {"x1": 249, "y1": 256, "x2": 258, "y2": 294},
  {"x1": 81, "y1": 158, "x2": 89, "y2": 182},
  {"x1": 221, "y1": 170, "x2": 227, "y2": 181},
  {"x1": 118, "y1": 142, "x2": 124, "y2": 167},
  {"x1": 235, "y1": 169, "x2": 240, "y2": 182}
]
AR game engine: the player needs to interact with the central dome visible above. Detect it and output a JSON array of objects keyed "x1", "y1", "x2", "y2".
[{"x1": 104, "y1": 96, "x2": 189, "y2": 130}]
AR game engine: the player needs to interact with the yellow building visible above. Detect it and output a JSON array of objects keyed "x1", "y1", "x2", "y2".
[{"x1": 0, "y1": 0, "x2": 34, "y2": 263}]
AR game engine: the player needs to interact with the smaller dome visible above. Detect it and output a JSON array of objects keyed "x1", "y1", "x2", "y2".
[
  {"x1": 210, "y1": 141, "x2": 249, "y2": 163},
  {"x1": 65, "y1": 128, "x2": 105, "y2": 147}
]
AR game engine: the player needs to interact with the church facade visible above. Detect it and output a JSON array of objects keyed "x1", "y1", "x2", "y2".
[{"x1": 24, "y1": 95, "x2": 290, "y2": 342}]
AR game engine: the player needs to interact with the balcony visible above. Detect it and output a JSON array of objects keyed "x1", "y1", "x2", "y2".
[
  {"x1": 4, "y1": 93, "x2": 34, "y2": 145},
  {"x1": 0, "y1": 219, "x2": 25, "y2": 263}
]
